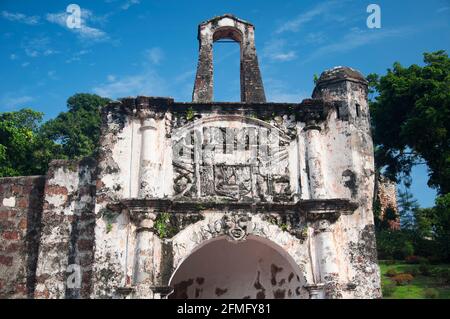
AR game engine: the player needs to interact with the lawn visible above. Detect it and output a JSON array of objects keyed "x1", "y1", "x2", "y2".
[{"x1": 379, "y1": 261, "x2": 450, "y2": 299}]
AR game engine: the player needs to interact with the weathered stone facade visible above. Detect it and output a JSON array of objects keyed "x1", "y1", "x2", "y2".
[
  {"x1": 0, "y1": 15, "x2": 381, "y2": 299},
  {"x1": 375, "y1": 175, "x2": 399, "y2": 230}
]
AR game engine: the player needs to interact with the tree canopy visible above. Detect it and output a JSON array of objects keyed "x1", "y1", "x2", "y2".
[
  {"x1": 368, "y1": 50, "x2": 450, "y2": 194},
  {"x1": 0, "y1": 93, "x2": 109, "y2": 177}
]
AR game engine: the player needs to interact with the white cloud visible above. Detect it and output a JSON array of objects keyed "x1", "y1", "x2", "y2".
[
  {"x1": 121, "y1": 0, "x2": 141, "y2": 10},
  {"x1": 47, "y1": 70, "x2": 57, "y2": 80},
  {"x1": 21, "y1": 62, "x2": 30, "y2": 68},
  {"x1": 1, "y1": 11, "x2": 40, "y2": 25},
  {"x1": 93, "y1": 70, "x2": 167, "y2": 98},
  {"x1": 46, "y1": 9, "x2": 109, "y2": 42},
  {"x1": 174, "y1": 69, "x2": 195, "y2": 83},
  {"x1": 275, "y1": 0, "x2": 352, "y2": 34},
  {"x1": 302, "y1": 26, "x2": 415, "y2": 63},
  {"x1": 305, "y1": 32, "x2": 327, "y2": 44},
  {"x1": 0, "y1": 95, "x2": 34, "y2": 109},
  {"x1": 275, "y1": 1, "x2": 333, "y2": 34},
  {"x1": 107, "y1": 74, "x2": 116, "y2": 82},
  {"x1": 21, "y1": 37, "x2": 59, "y2": 58},
  {"x1": 10, "y1": 54, "x2": 17, "y2": 60},
  {"x1": 263, "y1": 39, "x2": 297, "y2": 62},
  {"x1": 146, "y1": 47, "x2": 164, "y2": 64},
  {"x1": 437, "y1": 7, "x2": 449, "y2": 13},
  {"x1": 65, "y1": 49, "x2": 91, "y2": 63},
  {"x1": 264, "y1": 78, "x2": 308, "y2": 103}
]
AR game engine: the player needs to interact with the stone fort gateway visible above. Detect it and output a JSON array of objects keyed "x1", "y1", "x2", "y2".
[{"x1": 0, "y1": 15, "x2": 382, "y2": 299}]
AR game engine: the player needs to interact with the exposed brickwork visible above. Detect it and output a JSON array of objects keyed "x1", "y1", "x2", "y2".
[
  {"x1": 0, "y1": 176, "x2": 45, "y2": 298},
  {"x1": 34, "y1": 158, "x2": 97, "y2": 299},
  {"x1": 0, "y1": 16, "x2": 382, "y2": 299},
  {"x1": 375, "y1": 176, "x2": 399, "y2": 230}
]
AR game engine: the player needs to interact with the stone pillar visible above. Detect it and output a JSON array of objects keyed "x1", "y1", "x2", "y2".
[
  {"x1": 313, "y1": 219, "x2": 340, "y2": 296},
  {"x1": 133, "y1": 214, "x2": 154, "y2": 292},
  {"x1": 305, "y1": 283, "x2": 325, "y2": 299},
  {"x1": 192, "y1": 40, "x2": 213, "y2": 103},
  {"x1": 304, "y1": 122, "x2": 326, "y2": 199},
  {"x1": 129, "y1": 210, "x2": 174, "y2": 299},
  {"x1": 138, "y1": 115, "x2": 158, "y2": 198}
]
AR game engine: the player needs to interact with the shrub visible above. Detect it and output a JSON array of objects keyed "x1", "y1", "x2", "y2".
[
  {"x1": 404, "y1": 267, "x2": 419, "y2": 276},
  {"x1": 382, "y1": 282, "x2": 396, "y2": 297},
  {"x1": 405, "y1": 255, "x2": 419, "y2": 264},
  {"x1": 391, "y1": 273, "x2": 414, "y2": 286},
  {"x1": 427, "y1": 255, "x2": 441, "y2": 265},
  {"x1": 419, "y1": 264, "x2": 431, "y2": 276},
  {"x1": 385, "y1": 268, "x2": 398, "y2": 277},
  {"x1": 384, "y1": 259, "x2": 396, "y2": 265},
  {"x1": 401, "y1": 242, "x2": 415, "y2": 259},
  {"x1": 431, "y1": 268, "x2": 450, "y2": 285},
  {"x1": 423, "y1": 288, "x2": 439, "y2": 299}
]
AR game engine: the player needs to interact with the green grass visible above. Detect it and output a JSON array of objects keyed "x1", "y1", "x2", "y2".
[{"x1": 379, "y1": 261, "x2": 450, "y2": 299}]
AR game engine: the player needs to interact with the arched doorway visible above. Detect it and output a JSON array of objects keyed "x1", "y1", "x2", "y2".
[{"x1": 169, "y1": 235, "x2": 306, "y2": 299}]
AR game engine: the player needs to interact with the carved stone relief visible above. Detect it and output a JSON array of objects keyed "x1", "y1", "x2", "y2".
[{"x1": 171, "y1": 116, "x2": 295, "y2": 202}]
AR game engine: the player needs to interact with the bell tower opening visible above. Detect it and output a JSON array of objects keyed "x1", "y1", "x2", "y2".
[
  {"x1": 213, "y1": 39, "x2": 240, "y2": 102},
  {"x1": 192, "y1": 14, "x2": 266, "y2": 103}
]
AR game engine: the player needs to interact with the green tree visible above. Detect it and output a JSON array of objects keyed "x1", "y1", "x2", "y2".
[
  {"x1": 40, "y1": 93, "x2": 110, "y2": 159},
  {"x1": 368, "y1": 50, "x2": 450, "y2": 194},
  {"x1": 398, "y1": 187, "x2": 420, "y2": 230},
  {"x1": 0, "y1": 108, "x2": 58, "y2": 176}
]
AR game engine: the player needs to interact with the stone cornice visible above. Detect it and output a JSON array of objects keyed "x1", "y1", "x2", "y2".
[
  {"x1": 108, "y1": 198, "x2": 358, "y2": 216},
  {"x1": 101, "y1": 97, "x2": 336, "y2": 124}
]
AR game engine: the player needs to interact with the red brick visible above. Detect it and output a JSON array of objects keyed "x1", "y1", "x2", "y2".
[
  {"x1": 5, "y1": 243, "x2": 21, "y2": 253},
  {"x1": 0, "y1": 211, "x2": 9, "y2": 219},
  {"x1": 0, "y1": 220, "x2": 15, "y2": 229},
  {"x1": 78, "y1": 239, "x2": 93, "y2": 251},
  {"x1": 0, "y1": 255, "x2": 13, "y2": 266},
  {"x1": 35, "y1": 289, "x2": 49, "y2": 299},
  {"x1": 11, "y1": 185, "x2": 22, "y2": 194},
  {"x1": 15, "y1": 283, "x2": 27, "y2": 295},
  {"x1": 18, "y1": 218, "x2": 27, "y2": 230},
  {"x1": 17, "y1": 198, "x2": 28, "y2": 208},
  {"x1": 3, "y1": 231, "x2": 20, "y2": 240},
  {"x1": 96, "y1": 180, "x2": 105, "y2": 189},
  {"x1": 46, "y1": 185, "x2": 68, "y2": 196}
]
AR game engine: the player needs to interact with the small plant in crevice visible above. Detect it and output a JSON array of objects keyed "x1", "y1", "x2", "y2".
[
  {"x1": 100, "y1": 208, "x2": 119, "y2": 234},
  {"x1": 154, "y1": 212, "x2": 177, "y2": 239},
  {"x1": 186, "y1": 107, "x2": 195, "y2": 121}
]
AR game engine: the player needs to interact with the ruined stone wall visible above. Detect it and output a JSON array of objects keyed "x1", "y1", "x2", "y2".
[
  {"x1": 0, "y1": 15, "x2": 382, "y2": 300},
  {"x1": 312, "y1": 67, "x2": 381, "y2": 298},
  {"x1": 0, "y1": 176, "x2": 45, "y2": 298},
  {"x1": 375, "y1": 176, "x2": 399, "y2": 230},
  {"x1": 34, "y1": 159, "x2": 96, "y2": 299},
  {"x1": 91, "y1": 99, "x2": 141, "y2": 297}
]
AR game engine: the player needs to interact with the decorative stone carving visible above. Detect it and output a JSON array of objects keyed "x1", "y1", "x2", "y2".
[
  {"x1": 172, "y1": 117, "x2": 293, "y2": 202},
  {"x1": 222, "y1": 213, "x2": 252, "y2": 241}
]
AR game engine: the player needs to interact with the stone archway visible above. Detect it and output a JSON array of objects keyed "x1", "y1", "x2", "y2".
[{"x1": 168, "y1": 235, "x2": 306, "y2": 299}]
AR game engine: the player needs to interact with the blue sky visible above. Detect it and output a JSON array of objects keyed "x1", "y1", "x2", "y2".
[{"x1": 1, "y1": 0, "x2": 449, "y2": 207}]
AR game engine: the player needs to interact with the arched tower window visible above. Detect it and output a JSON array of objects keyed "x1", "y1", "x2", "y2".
[
  {"x1": 192, "y1": 14, "x2": 266, "y2": 103},
  {"x1": 213, "y1": 29, "x2": 241, "y2": 101}
]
